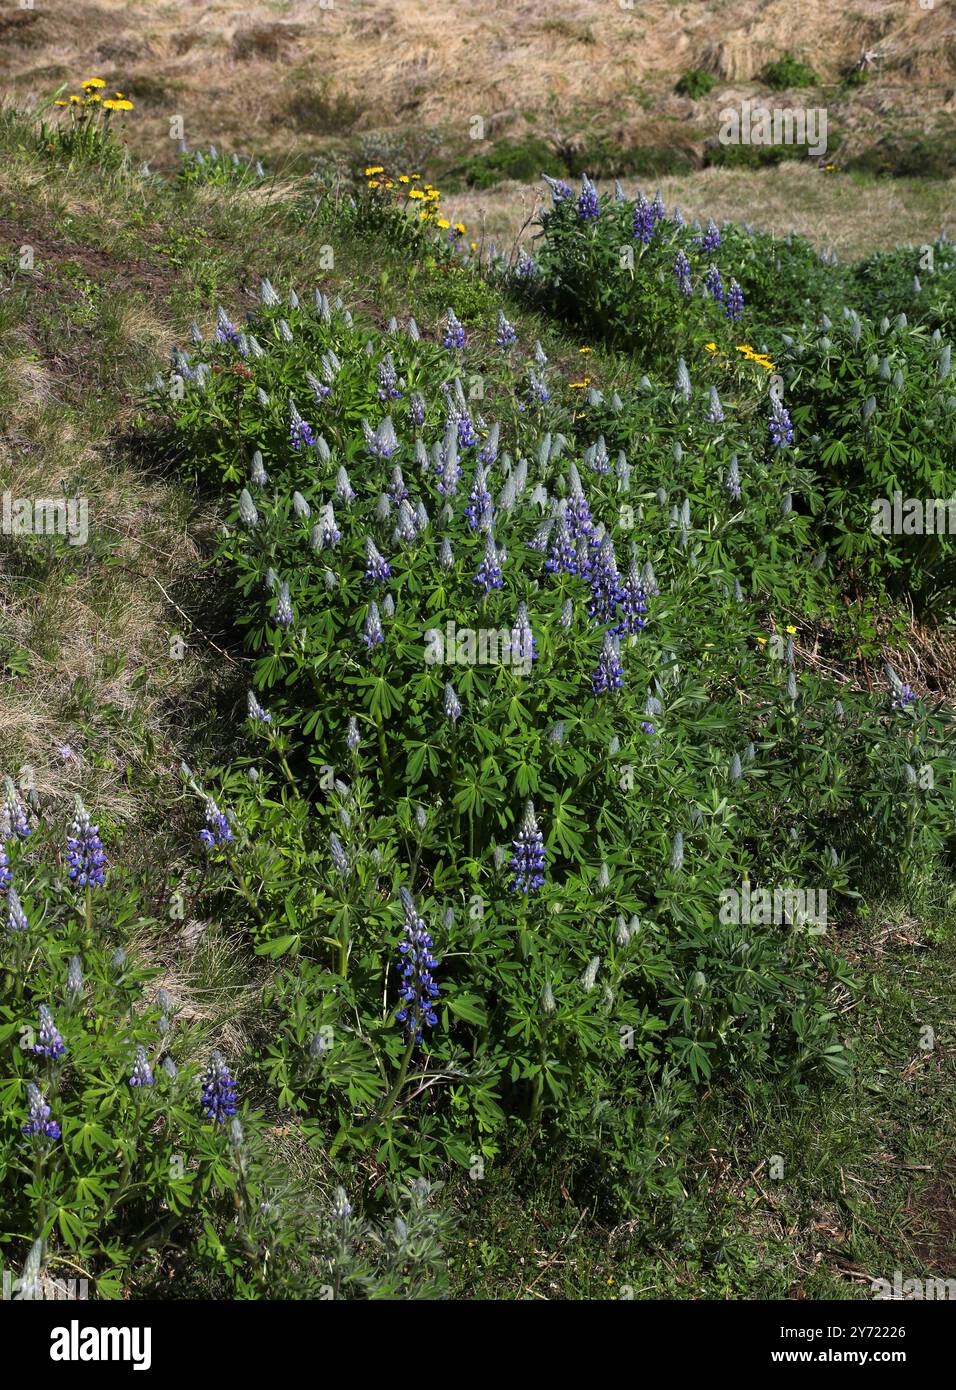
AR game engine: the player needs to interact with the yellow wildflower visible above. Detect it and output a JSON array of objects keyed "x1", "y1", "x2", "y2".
[
  {"x1": 364, "y1": 165, "x2": 384, "y2": 176},
  {"x1": 704, "y1": 342, "x2": 718, "y2": 353},
  {"x1": 82, "y1": 78, "x2": 106, "y2": 90},
  {"x1": 409, "y1": 188, "x2": 425, "y2": 200},
  {"x1": 398, "y1": 175, "x2": 410, "y2": 184},
  {"x1": 436, "y1": 218, "x2": 450, "y2": 229},
  {"x1": 579, "y1": 347, "x2": 592, "y2": 355},
  {"x1": 453, "y1": 222, "x2": 465, "y2": 235},
  {"x1": 756, "y1": 636, "x2": 768, "y2": 646},
  {"x1": 785, "y1": 625, "x2": 797, "y2": 634}
]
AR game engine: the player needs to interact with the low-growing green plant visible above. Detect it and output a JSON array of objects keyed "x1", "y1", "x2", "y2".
[
  {"x1": 676, "y1": 69, "x2": 716, "y2": 100},
  {"x1": 759, "y1": 52, "x2": 818, "y2": 91}
]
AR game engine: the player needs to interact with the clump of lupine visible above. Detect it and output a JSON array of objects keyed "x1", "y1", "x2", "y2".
[
  {"x1": 148, "y1": 267, "x2": 956, "y2": 1195},
  {"x1": 503, "y1": 177, "x2": 751, "y2": 366},
  {"x1": 1, "y1": 809, "x2": 448, "y2": 1298}
]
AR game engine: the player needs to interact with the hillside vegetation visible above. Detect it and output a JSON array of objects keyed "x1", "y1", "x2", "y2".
[{"x1": 0, "y1": 91, "x2": 955, "y2": 1301}]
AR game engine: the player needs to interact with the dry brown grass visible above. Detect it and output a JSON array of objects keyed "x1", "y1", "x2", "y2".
[{"x1": 2, "y1": 0, "x2": 953, "y2": 165}]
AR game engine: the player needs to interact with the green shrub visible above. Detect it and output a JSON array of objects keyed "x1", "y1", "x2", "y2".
[
  {"x1": 759, "y1": 53, "x2": 818, "y2": 91},
  {"x1": 676, "y1": 69, "x2": 717, "y2": 99}
]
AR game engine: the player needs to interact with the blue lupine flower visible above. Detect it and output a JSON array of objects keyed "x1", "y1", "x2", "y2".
[
  {"x1": 724, "y1": 279, "x2": 744, "y2": 321},
  {"x1": 289, "y1": 400, "x2": 315, "y2": 451},
  {"x1": 306, "y1": 370, "x2": 332, "y2": 403},
  {"x1": 362, "y1": 415, "x2": 399, "y2": 459},
  {"x1": 443, "y1": 681, "x2": 462, "y2": 724},
  {"x1": 292, "y1": 491, "x2": 311, "y2": 520},
  {"x1": 675, "y1": 358, "x2": 692, "y2": 400},
  {"x1": 377, "y1": 353, "x2": 402, "y2": 402},
  {"x1": 632, "y1": 195, "x2": 656, "y2": 244},
  {"x1": 395, "y1": 888, "x2": 440, "y2": 1043},
  {"x1": 701, "y1": 219, "x2": 721, "y2": 252},
  {"x1": 510, "y1": 801, "x2": 546, "y2": 893},
  {"x1": 2, "y1": 777, "x2": 30, "y2": 840},
  {"x1": 465, "y1": 466, "x2": 493, "y2": 529},
  {"x1": 725, "y1": 454, "x2": 741, "y2": 499},
  {"x1": 315, "y1": 503, "x2": 341, "y2": 550},
  {"x1": 443, "y1": 309, "x2": 465, "y2": 349},
  {"x1": 543, "y1": 173, "x2": 573, "y2": 204},
  {"x1": 66, "y1": 799, "x2": 108, "y2": 888},
  {"x1": 249, "y1": 451, "x2": 268, "y2": 486},
  {"x1": 892, "y1": 683, "x2": 916, "y2": 711},
  {"x1": 215, "y1": 306, "x2": 239, "y2": 345},
  {"x1": 474, "y1": 533, "x2": 504, "y2": 592},
  {"x1": 592, "y1": 633, "x2": 625, "y2": 694},
  {"x1": 409, "y1": 392, "x2": 426, "y2": 428},
  {"x1": 22, "y1": 1083, "x2": 60, "y2": 1141},
  {"x1": 329, "y1": 831, "x2": 349, "y2": 877},
  {"x1": 363, "y1": 602, "x2": 384, "y2": 649},
  {"x1": 565, "y1": 471, "x2": 594, "y2": 539},
  {"x1": 334, "y1": 466, "x2": 356, "y2": 507},
  {"x1": 247, "y1": 690, "x2": 272, "y2": 723},
  {"x1": 67, "y1": 954, "x2": 83, "y2": 995},
  {"x1": 515, "y1": 250, "x2": 536, "y2": 279},
  {"x1": 769, "y1": 398, "x2": 794, "y2": 449},
  {"x1": 704, "y1": 264, "x2": 724, "y2": 302},
  {"x1": 393, "y1": 499, "x2": 419, "y2": 545},
  {"x1": 706, "y1": 386, "x2": 725, "y2": 423},
  {"x1": 129, "y1": 1045, "x2": 154, "y2": 1087},
  {"x1": 618, "y1": 561, "x2": 648, "y2": 635},
  {"x1": 508, "y1": 601, "x2": 537, "y2": 667},
  {"x1": 578, "y1": 175, "x2": 600, "y2": 221},
  {"x1": 527, "y1": 370, "x2": 549, "y2": 405},
  {"x1": 478, "y1": 422, "x2": 500, "y2": 466},
  {"x1": 275, "y1": 581, "x2": 294, "y2": 628},
  {"x1": 588, "y1": 537, "x2": 623, "y2": 626},
  {"x1": 438, "y1": 536, "x2": 455, "y2": 571},
  {"x1": 200, "y1": 1051, "x2": 238, "y2": 1125},
  {"x1": 238, "y1": 488, "x2": 258, "y2": 528},
  {"x1": 364, "y1": 537, "x2": 391, "y2": 584},
  {"x1": 34, "y1": 1006, "x2": 66, "y2": 1058},
  {"x1": 346, "y1": 716, "x2": 360, "y2": 751},
  {"x1": 199, "y1": 798, "x2": 233, "y2": 848},
  {"x1": 0, "y1": 846, "x2": 9, "y2": 895},
  {"x1": 496, "y1": 310, "x2": 517, "y2": 348},
  {"x1": 545, "y1": 513, "x2": 577, "y2": 575}
]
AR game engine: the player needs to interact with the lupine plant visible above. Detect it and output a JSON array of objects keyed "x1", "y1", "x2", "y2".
[{"x1": 145, "y1": 275, "x2": 956, "y2": 1199}]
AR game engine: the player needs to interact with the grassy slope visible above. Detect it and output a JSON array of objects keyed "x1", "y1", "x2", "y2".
[{"x1": 0, "y1": 109, "x2": 953, "y2": 1299}]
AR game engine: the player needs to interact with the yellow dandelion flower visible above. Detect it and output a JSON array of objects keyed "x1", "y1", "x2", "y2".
[
  {"x1": 54, "y1": 100, "x2": 68, "y2": 107},
  {"x1": 69, "y1": 95, "x2": 81, "y2": 104},
  {"x1": 367, "y1": 179, "x2": 380, "y2": 189},
  {"x1": 384, "y1": 180, "x2": 394, "y2": 188},
  {"x1": 453, "y1": 222, "x2": 465, "y2": 235},
  {"x1": 470, "y1": 241, "x2": 477, "y2": 251},
  {"x1": 704, "y1": 342, "x2": 718, "y2": 353},
  {"x1": 409, "y1": 188, "x2": 425, "y2": 200},
  {"x1": 364, "y1": 165, "x2": 384, "y2": 176},
  {"x1": 82, "y1": 78, "x2": 106, "y2": 89},
  {"x1": 410, "y1": 173, "x2": 422, "y2": 179},
  {"x1": 398, "y1": 175, "x2": 410, "y2": 184},
  {"x1": 756, "y1": 637, "x2": 768, "y2": 647},
  {"x1": 87, "y1": 92, "x2": 101, "y2": 102},
  {"x1": 579, "y1": 347, "x2": 592, "y2": 355},
  {"x1": 735, "y1": 344, "x2": 755, "y2": 354},
  {"x1": 426, "y1": 189, "x2": 440, "y2": 200},
  {"x1": 569, "y1": 380, "x2": 591, "y2": 389},
  {"x1": 436, "y1": 218, "x2": 450, "y2": 229}
]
